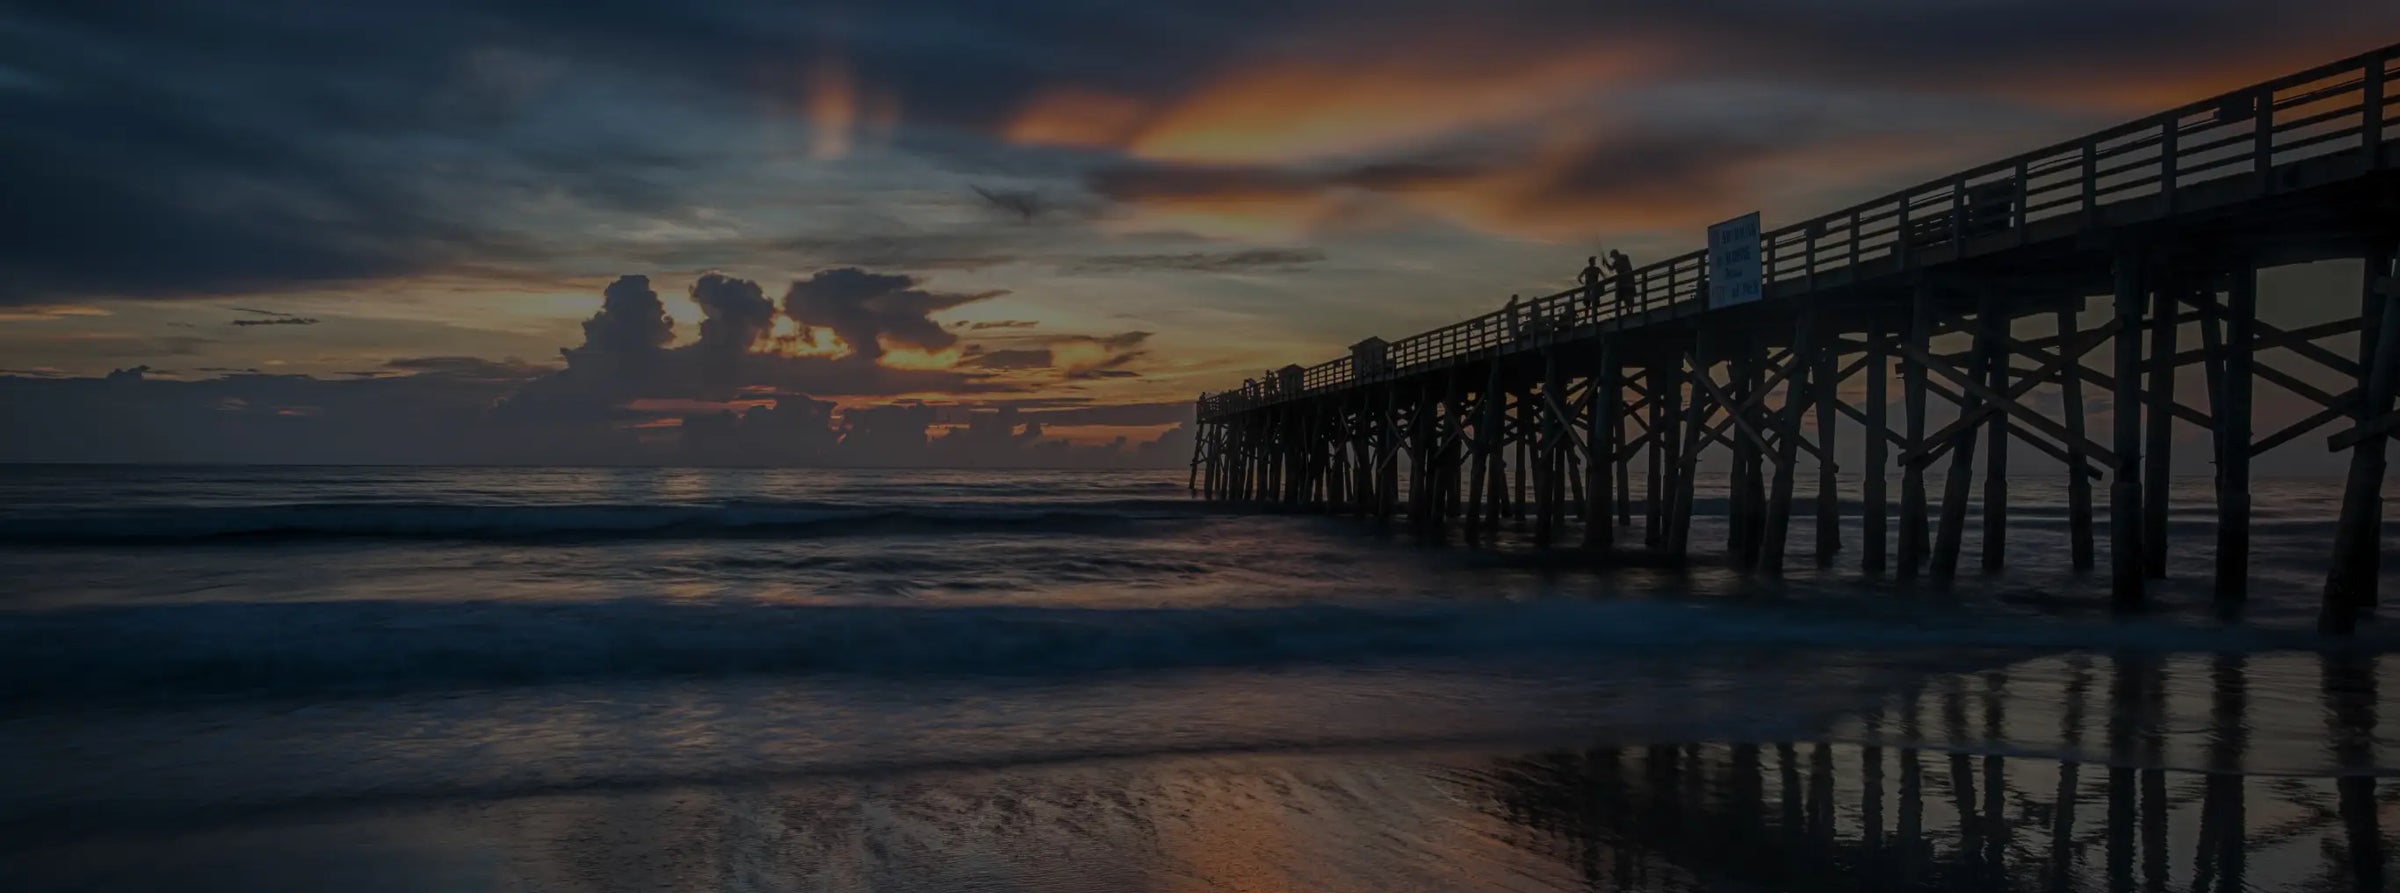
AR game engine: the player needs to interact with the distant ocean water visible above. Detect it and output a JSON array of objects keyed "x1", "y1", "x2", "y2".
[{"x1": 1, "y1": 466, "x2": 2395, "y2": 891}]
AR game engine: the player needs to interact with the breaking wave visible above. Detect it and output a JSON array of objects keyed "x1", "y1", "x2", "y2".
[{"x1": 0, "y1": 598, "x2": 2357, "y2": 705}]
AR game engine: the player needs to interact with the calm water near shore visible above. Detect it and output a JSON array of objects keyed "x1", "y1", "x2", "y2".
[{"x1": 0, "y1": 466, "x2": 2393, "y2": 891}]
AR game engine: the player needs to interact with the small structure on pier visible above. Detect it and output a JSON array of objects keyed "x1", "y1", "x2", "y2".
[{"x1": 1190, "y1": 41, "x2": 2400, "y2": 634}]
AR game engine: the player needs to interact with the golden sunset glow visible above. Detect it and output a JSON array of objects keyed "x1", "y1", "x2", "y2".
[
  {"x1": 807, "y1": 54, "x2": 857, "y2": 160},
  {"x1": 1126, "y1": 43, "x2": 1654, "y2": 164},
  {"x1": 1005, "y1": 88, "x2": 1152, "y2": 150}
]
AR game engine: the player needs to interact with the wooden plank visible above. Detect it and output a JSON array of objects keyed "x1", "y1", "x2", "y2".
[
  {"x1": 1899, "y1": 321, "x2": 2118, "y2": 465},
  {"x1": 1899, "y1": 340, "x2": 2122, "y2": 468}
]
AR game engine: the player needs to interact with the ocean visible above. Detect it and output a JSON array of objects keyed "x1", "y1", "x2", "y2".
[{"x1": 0, "y1": 465, "x2": 2394, "y2": 891}]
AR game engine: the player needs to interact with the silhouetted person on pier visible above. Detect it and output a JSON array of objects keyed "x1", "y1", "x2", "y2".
[
  {"x1": 1609, "y1": 250, "x2": 1634, "y2": 314},
  {"x1": 1579, "y1": 255, "x2": 1605, "y2": 318},
  {"x1": 1506, "y1": 294, "x2": 1522, "y2": 340}
]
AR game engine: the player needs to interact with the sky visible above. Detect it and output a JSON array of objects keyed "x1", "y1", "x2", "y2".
[{"x1": 1, "y1": 1, "x2": 2395, "y2": 466}]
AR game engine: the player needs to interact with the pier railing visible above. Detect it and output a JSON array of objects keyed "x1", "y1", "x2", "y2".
[{"x1": 1200, "y1": 42, "x2": 2397, "y2": 420}]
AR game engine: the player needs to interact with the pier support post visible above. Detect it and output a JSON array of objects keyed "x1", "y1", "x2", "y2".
[
  {"x1": 2323, "y1": 240, "x2": 2400, "y2": 633},
  {"x1": 1513, "y1": 385, "x2": 1531, "y2": 526},
  {"x1": 1646, "y1": 364, "x2": 1667, "y2": 548},
  {"x1": 1587, "y1": 339, "x2": 1617, "y2": 549},
  {"x1": 1932, "y1": 295, "x2": 1989, "y2": 585},
  {"x1": 2060, "y1": 304, "x2": 2097, "y2": 571},
  {"x1": 2142, "y1": 280, "x2": 2178, "y2": 578},
  {"x1": 1816, "y1": 327, "x2": 1841, "y2": 566},
  {"x1": 2216, "y1": 264, "x2": 2256, "y2": 607},
  {"x1": 1864, "y1": 316, "x2": 1890, "y2": 574},
  {"x1": 1762, "y1": 319, "x2": 1814, "y2": 575},
  {"x1": 2110, "y1": 250, "x2": 2148, "y2": 609},
  {"x1": 1899, "y1": 282, "x2": 1933, "y2": 578},
  {"x1": 1668, "y1": 344, "x2": 1707, "y2": 558},
  {"x1": 1982, "y1": 304, "x2": 2009, "y2": 573}
]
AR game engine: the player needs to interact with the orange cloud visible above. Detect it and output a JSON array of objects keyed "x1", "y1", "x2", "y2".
[
  {"x1": 1003, "y1": 36, "x2": 1657, "y2": 165},
  {"x1": 1006, "y1": 88, "x2": 1151, "y2": 150},
  {"x1": 807, "y1": 54, "x2": 855, "y2": 159},
  {"x1": 0, "y1": 304, "x2": 114, "y2": 322},
  {"x1": 1126, "y1": 40, "x2": 1656, "y2": 164}
]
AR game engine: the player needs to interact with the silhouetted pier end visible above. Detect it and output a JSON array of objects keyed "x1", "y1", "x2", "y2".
[{"x1": 1193, "y1": 43, "x2": 2400, "y2": 626}]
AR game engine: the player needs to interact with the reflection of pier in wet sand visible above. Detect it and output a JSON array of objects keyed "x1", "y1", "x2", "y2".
[{"x1": 1483, "y1": 653, "x2": 2392, "y2": 891}]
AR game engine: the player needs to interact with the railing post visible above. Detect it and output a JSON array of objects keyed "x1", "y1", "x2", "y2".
[
  {"x1": 1897, "y1": 197, "x2": 1913, "y2": 268},
  {"x1": 2368, "y1": 51, "x2": 2386, "y2": 164},
  {"x1": 2081, "y1": 142, "x2": 2099, "y2": 222},
  {"x1": 1848, "y1": 210, "x2": 1862, "y2": 277},
  {"x1": 2012, "y1": 160, "x2": 2030, "y2": 247},
  {"x1": 1950, "y1": 177, "x2": 1967, "y2": 250},
  {"x1": 2254, "y1": 85, "x2": 2274, "y2": 195},
  {"x1": 2161, "y1": 114, "x2": 2179, "y2": 213}
]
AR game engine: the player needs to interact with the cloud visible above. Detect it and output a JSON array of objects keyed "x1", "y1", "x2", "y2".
[
  {"x1": 961, "y1": 348, "x2": 1055, "y2": 370},
  {"x1": 1066, "y1": 248, "x2": 1324, "y2": 273},
  {"x1": 228, "y1": 317, "x2": 320, "y2": 327},
  {"x1": 688, "y1": 272, "x2": 776, "y2": 353},
  {"x1": 7, "y1": 0, "x2": 2391, "y2": 307},
  {"x1": 383, "y1": 356, "x2": 550, "y2": 383},
  {"x1": 970, "y1": 185, "x2": 1047, "y2": 222},
  {"x1": 960, "y1": 319, "x2": 1038, "y2": 330},
  {"x1": 0, "y1": 305, "x2": 111, "y2": 322},
  {"x1": 780, "y1": 268, "x2": 1001, "y2": 361},
  {"x1": 573, "y1": 275, "x2": 677, "y2": 358}
]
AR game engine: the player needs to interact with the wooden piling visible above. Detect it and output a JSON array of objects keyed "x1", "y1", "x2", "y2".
[
  {"x1": 1981, "y1": 305, "x2": 2009, "y2": 573},
  {"x1": 1899, "y1": 283, "x2": 1933, "y2": 578},
  {"x1": 1932, "y1": 296, "x2": 1989, "y2": 585},
  {"x1": 1587, "y1": 339, "x2": 1617, "y2": 549},
  {"x1": 1864, "y1": 316, "x2": 1890, "y2": 574},
  {"x1": 2325, "y1": 241, "x2": 2399, "y2": 633},
  {"x1": 2217, "y1": 265, "x2": 2256, "y2": 607},
  {"x1": 1815, "y1": 329, "x2": 1840, "y2": 565},
  {"x1": 2142, "y1": 282, "x2": 2177, "y2": 578},
  {"x1": 1761, "y1": 320, "x2": 1814, "y2": 575},
  {"x1": 2110, "y1": 250, "x2": 2148, "y2": 609},
  {"x1": 2059, "y1": 305, "x2": 2097, "y2": 571}
]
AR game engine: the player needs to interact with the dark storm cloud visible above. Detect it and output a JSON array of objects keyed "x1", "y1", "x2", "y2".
[
  {"x1": 500, "y1": 271, "x2": 999, "y2": 424},
  {"x1": 1066, "y1": 248, "x2": 1326, "y2": 274},
  {"x1": 781, "y1": 268, "x2": 1001, "y2": 360},
  {"x1": 688, "y1": 273, "x2": 777, "y2": 353},
  {"x1": 574, "y1": 275, "x2": 677, "y2": 357}
]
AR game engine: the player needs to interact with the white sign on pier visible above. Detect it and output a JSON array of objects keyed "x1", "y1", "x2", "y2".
[{"x1": 1707, "y1": 212, "x2": 1763, "y2": 309}]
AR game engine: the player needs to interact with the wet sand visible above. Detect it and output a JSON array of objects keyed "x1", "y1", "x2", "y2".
[{"x1": 8, "y1": 651, "x2": 2391, "y2": 892}]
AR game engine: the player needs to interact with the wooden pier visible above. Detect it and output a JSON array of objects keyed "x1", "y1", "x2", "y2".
[{"x1": 1191, "y1": 43, "x2": 2400, "y2": 633}]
